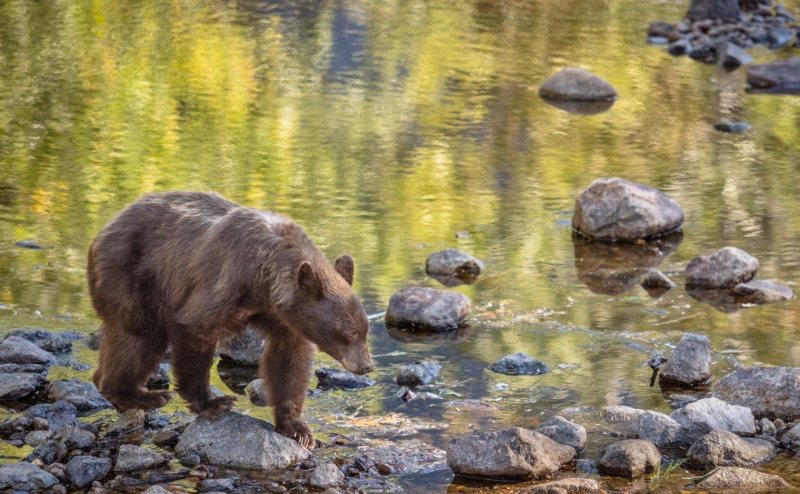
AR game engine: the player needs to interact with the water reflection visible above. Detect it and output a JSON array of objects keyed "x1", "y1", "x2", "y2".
[
  {"x1": 386, "y1": 325, "x2": 471, "y2": 345},
  {"x1": 540, "y1": 98, "x2": 616, "y2": 115}
]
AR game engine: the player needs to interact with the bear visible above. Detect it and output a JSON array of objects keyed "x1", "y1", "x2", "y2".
[{"x1": 87, "y1": 191, "x2": 373, "y2": 449}]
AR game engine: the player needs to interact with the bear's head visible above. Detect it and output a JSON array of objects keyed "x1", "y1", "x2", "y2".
[{"x1": 285, "y1": 254, "x2": 373, "y2": 375}]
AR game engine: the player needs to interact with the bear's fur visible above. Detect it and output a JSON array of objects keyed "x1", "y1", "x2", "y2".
[{"x1": 88, "y1": 191, "x2": 372, "y2": 448}]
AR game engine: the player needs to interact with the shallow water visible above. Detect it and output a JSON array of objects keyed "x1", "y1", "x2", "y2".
[{"x1": 1, "y1": 0, "x2": 800, "y2": 491}]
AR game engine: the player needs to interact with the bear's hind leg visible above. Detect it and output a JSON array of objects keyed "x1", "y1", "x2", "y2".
[{"x1": 171, "y1": 341, "x2": 237, "y2": 420}]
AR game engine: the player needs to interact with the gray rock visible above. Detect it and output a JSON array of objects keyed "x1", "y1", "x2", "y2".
[
  {"x1": 26, "y1": 439, "x2": 67, "y2": 464},
  {"x1": 115, "y1": 444, "x2": 167, "y2": 471},
  {"x1": 66, "y1": 456, "x2": 112, "y2": 489},
  {"x1": 631, "y1": 410, "x2": 691, "y2": 448},
  {"x1": 685, "y1": 247, "x2": 759, "y2": 288},
  {"x1": 104, "y1": 409, "x2": 146, "y2": 436},
  {"x1": 40, "y1": 333, "x2": 75, "y2": 353},
  {"x1": 721, "y1": 44, "x2": 754, "y2": 69},
  {"x1": 199, "y1": 478, "x2": 236, "y2": 491},
  {"x1": 597, "y1": 440, "x2": 661, "y2": 477},
  {"x1": 385, "y1": 286, "x2": 471, "y2": 331},
  {"x1": 602, "y1": 405, "x2": 644, "y2": 423},
  {"x1": 696, "y1": 466, "x2": 790, "y2": 491},
  {"x1": 316, "y1": 367, "x2": 376, "y2": 390},
  {"x1": 571, "y1": 178, "x2": 684, "y2": 242},
  {"x1": 217, "y1": 328, "x2": 264, "y2": 367},
  {"x1": 640, "y1": 270, "x2": 676, "y2": 290},
  {"x1": 0, "y1": 363, "x2": 49, "y2": 374},
  {"x1": 489, "y1": 353, "x2": 551, "y2": 376},
  {"x1": 526, "y1": 478, "x2": 601, "y2": 494},
  {"x1": 0, "y1": 372, "x2": 45, "y2": 400},
  {"x1": 759, "y1": 418, "x2": 776, "y2": 436},
  {"x1": 309, "y1": 463, "x2": 345, "y2": 488},
  {"x1": 646, "y1": 36, "x2": 669, "y2": 45},
  {"x1": 686, "y1": 0, "x2": 741, "y2": 21},
  {"x1": 143, "y1": 486, "x2": 172, "y2": 494},
  {"x1": 175, "y1": 412, "x2": 309, "y2": 470},
  {"x1": 687, "y1": 429, "x2": 776, "y2": 469},
  {"x1": 153, "y1": 429, "x2": 181, "y2": 447},
  {"x1": 767, "y1": 26, "x2": 794, "y2": 49},
  {"x1": 648, "y1": 21, "x2": 675, "y2": 38},
  {"x1": 782, "y1": 423, "x2": 800, "y2": 442},
  {"x1": 538, "y1": 68, "x2": 617, "y2": 102},
  {"x1": 669, "y1": 397, "x2": 755, "y2": 441},
  {"x1": 734, "y1": 280, "x2": 794, "y2": 304},
  {"x1": 713, "y1": 366, "x2": 800, "y2": 421},
  {"x1": 180, "y1": 454, "x2": 201, "y2": 467},
  {"x1": 396, "y1": 361, "x2": 442, "y2": 387},
  {"x1": 447, "y1": 427, "x2": 575, "y2": 480},
  {"x1": 0, "y1": 462, "x2": 59, "y2": 491},
  {"x1": 25, "y1": 430, "x2": 52, "y2": 447},
  {"x1": 45, "y1": 379, "x2": 112, "y2": 410},
  {"x1": 46, "y1": 400, "x2": 78, "y2": 430},
  {"x1": 5, "y1": 329, "x2": 57, "y2": 346},
  {"x1": 714, "y1": 121, "x2": 752, "y2": 133},
  {"x1": 659, "y1": 333, "x2": 712, "y2": 386},
  {"x1": 244, "y1": 378, "x2": 268, "y2": 406},
  {"x1": 425, "y1": 249, "x2": 484, "y2": 280},
  {"x1": 534, "y1": 416, "x2": 587, "y2": 450},
  {"x1": 668, "y1": 39, "x2": 691, "y2": 55},
  {"x1": 147, "y1": 363, "x2": 171, "y2": 387},
  {"x1": 52, "y1": 425, "x2": 96, "y2": 449},
  {"x1": 747, "y1": 58, "x2": 800, "y2": 90},
  {"x1": 0, "y1": 336, "x2": 55, "y2": 365}
]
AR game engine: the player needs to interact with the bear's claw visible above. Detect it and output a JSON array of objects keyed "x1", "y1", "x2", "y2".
[
  {"x1": 196, "y1": 395, "x2": 238, "y2": 421},
  {"x1": 276, "y1": 419, "x2": 316, "y2": 450}
]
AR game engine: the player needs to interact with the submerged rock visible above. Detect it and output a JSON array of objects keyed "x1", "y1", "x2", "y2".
[
  {"x1": 527, "y1": 478, "x2": 601, "y2": 493},
  {"x1": 115, "y1": 444, "x2": 167, "y2": 471},
  {"x1": 489, "y1": 353, "x2": 551, "y2": 375},
  {"x1": 66, "y1": 456, "x2": 112, "y2": 489},
  {"x1": 747, "y1": 58, "x2": 800, "y2": 90},
  {"x1": 0, "y1": 372, "x2": 45, "y2": 400},
  {"x1": 602, "y1": 405, "x2": 644, "y2": 423},
  {"x1": 217, "y1": 328, "x2": 264, "y2": 367},
  {"x1": 669, "y1": 397, "x2": 755, "y2": 441},
  {"x1": 734, "y1": 280, "x2": 794, "y2": 304},
  {"x1": 396, "y1": 361, "x2": 442, "y2": 387},
  {"x1": 425, "y1": 249, "x2": 484, "y2": 282},
  {"x1": 315, "y1": 367, "x2": 376, "y2": 390},
  {"x1": 0, "y1": 462, "x2": 58, "y2": 491},
  {"x1": 597, "y1": 440, "x2": 662, "y2": 477},
  {"x1": 687, "y1": 429, "x2": 776, "y2": 469},
  {"x1": 571, "y1": 178, "x2": 684, "y2": 242},
  {"x1": 199, "y1": 478, "x2": 236, "y2": 491},
  {"x1": 0, "y1": 336, "x2": 55, "y2": 365},
  {"x1": 659, "y1": 333, "x2": 712, "y2": 386},
  {"x1": 533, "y1": 416, "x2": 587, "y2": 450},
  {"x1": 686, "y1": 0, "x2": 741, "y2": 21},
  {"x1": 175, "y1": 412, "x2": 309, "y2": 469},
  {"x1": 685, "y1": 246, "x2": 759, "y2": 288},
  {"x1": 714, "y1": 121, "x2": 752, "y2": 133},
  {"x1": 713, "y1": 366, "x2": 800, "y2": 421},
  {"x1": 539, "y1": 68, "x2": 617, "y2": 102},
  {"x1": 696, "y1": 466, "x2": 790, "y2": 491},
  {"x1": 385, "y1": 286, "x2": 470, "y2": 331},
  {"x1": 631, "y1": 410, "x2": 690, "y2": 448},
  {"x1": 640, "y1": 269, "x2": 676, "y2": 291},
  {"x1": 308, "y1": 462, "x2": 345, "y2": 489},
  {"x1": 446, "y1": 427, "x2": 575, "y2": 480},
  {"x1": 45, "y1": 379, "x2": 112, "y2": 411}
]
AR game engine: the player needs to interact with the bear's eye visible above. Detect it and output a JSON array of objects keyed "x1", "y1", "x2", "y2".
[{"x1": 344, "y1": 331, "x2": 359, "y2": 341}]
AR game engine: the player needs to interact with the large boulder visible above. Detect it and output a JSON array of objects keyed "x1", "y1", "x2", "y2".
[
  {"x1": 659, "y1": 333, "x2": 712, "y2": 386},
  {"x1": 685, "y1": 247, "x2": 759, "y2": 288},
  {"x1": 446, "y1": 427, "x2": 575, "y2": 480},
  {"x1": 533, "y1": 416, "x2": 587, "y2": 451},
  {"x1": 696, "y1": 467, "x2": 790, "y2": 491},
  {"x1": 597, "y1": 440, "x2": 662, "y2": 477},
  {"x1": 685, "y1": 0, "x2": 741, "y2": 21},
  {"x1": 45, "y1": 379, "x2": 112, "y2": 410},
  {"x1": 385, "y1": 286, "x2": 470, "y2": 331},
  {"x1": 175, "y1": 412, "x2": 309, "y2": 470},
  {"x1": 571, "y1": 178, "x2": 684, "y2": 242},
  {"x1": 489, "y1": 353, "x2": 550, "y2": 375},
  {"x1": 538, "y1": 68, "x2": 617, "y2": 102},
  {"x1": 602, "y1": 405, "x2": 644, "y2": 423},
  {"x1": 217, "y1": 328, "x2": 264, "y2": 367},
  {"x1": 747, "y1": 58, "x2": 800, "y2": 90},
  {"x1": 115, "y1": 444, "x2": 167, "y2": 471},
  {"x1": 713, "y1": 366, "x2": 800, "y2": 421},
  {"x1": 425, "y1": 249, "x2": 484, "y2": 283},
  {"x1": 0, "y1": 462, "x2": 58, "y2": 491},
  {"x1": 687, "y1": 429, "x2": 776, "y2": 469},
  {"x1": 669, "y1": 398, "x2": 755, "y2": 441},
  {"x1": 631, "y1": 410, "x2": 690, "y2": 448},
  {"x1": 0, "y1": 372, "x2": 45, "y2": 400},
  {"x1": 0, "y1": 336, "x2": 54, "y2": 365}
]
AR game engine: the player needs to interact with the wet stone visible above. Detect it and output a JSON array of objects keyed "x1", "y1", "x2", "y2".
[
  {"x1": 104, "y1": 409, "x2": 146, "y2": 436},
  {"x1": 489, "y1": 353, "x2": 551, "y2": 375},
  {"x1": 597, "y1": 439, "x2": 661, "y2": 477},
  {"x1": 713, "y1": 366, "x2": 800, "y2": 421},
  {"x1": 51, "y1": 425, "x2": 96, "y2": 449},
  {"x1": 385, "y1": 286, "x2": 471, "y2": 331},
  {"x1": 143, "y1": 486, "x2": 172, "y2": 494},
  {"x1": 425, "y1": 249, "x2": 484, "y2": 281},
  {"x1": 685, "y1": 246, "x2": 759, "y2": 288},
  {"x1": 154, "y1": 429, "x2": 181, "y2": 447},
  {"x1": 659, "y1": 332, "x2": 712, "y2": 386},
  {"x1": 533, "y1": 416, "x2": 587, "y2": 450},
  {"x1": 179, "y1": 454, "x2": 201, "y2": 468},
  {"x1": 46, "y1": 401, "x2": 78, "y2": 430},
  {"x1": 217, "y1": 328, "x2": 264, "y2": 367},
  {"x1": 714, "y1": 121, "x2": 752, "y2": 133},
  {"x1": 668, "y1": 39, "x2": 691, "y2": 55},
  {"x1": 734, "y1": 280, "x2": 794, "y2": 304},
  {"x1": 721, "y1": 43, "x2": 754, "y2": 69},
  {"x1": 696, "y1": 466, "x2": 790, "y2": 491},
  {"x1": 640, "y1": 269, "x2": 675, "y2": 290},
  {"x1": 199, "y1": 478, "x2": 236, "y2": 491},
  {"x1": 687, "y1": 429, "x2": 776, "y2": 469},
  {"x1": 631, "y1": 410, "x2": 690, "y2": 449},
  {"x1": 316, "y1": 367, "x2": 376, "y2": 390},
  {"x1": 244, "y1": 378, "x2": 268, "y2": 406},
  {"x1": 767, "y1": 26, "x2": 794, "y2": 48},
  {"x1": 648, "y1": 21, "x2": 676, "y2": 38},
  {"x1": 45, "y1": 379, "x2": 112, "y2": 411},
  {"x1": 527, "y1": 478, "x2": 601, "y2": 493},
  {"x1": 0, "y1": 363, "x2": 49, "y2": 374},
  {"x1": 0, "y1": 461, "x2": 59, "y2": 491},
  {"x1": 66, "y1": 456, "x2": 112, "y2": 489},
  {"x1": 0, "y1": 336, "x2": 55, "y2": 365},
  {"x1": 115, "y1": 444, "x2": 167, "y2": 471},
  {"x1": 25, "y1": 430, "x2": 52, "y2": 447},
  {"x1": 669, "y1": 397, "x2": 755, "y2": 441},
  {"x1": 538, "y1": 67, "x2": 617, "y2": 101},
  {"x1": 396, "y1": 361, "x2": 442, "y2": 387},
  {"x1": 747, "y1": 58, "x2": 800, "y2": 90},
  {"x1": 308, "y1": 463, "x2": 344, "y2": 489},
  {"x1": 602, "y1": 405, "x2": 644, "y2": 423},
  {"x1": 0, "y1": 372, "x2": 45, "y2": 400}
]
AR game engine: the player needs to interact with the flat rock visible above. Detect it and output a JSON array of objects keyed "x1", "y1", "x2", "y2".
[
  {"x1": 533, "y1": 416, "x2": 587, "y2": 450},
  {"x1": 685, "y1": 247, "x2": 759, "y2": 288},
  {"x1": 309, "y1": 462, "x2": 345, "y2": 488},
  {"x1": 597, "y1": 440, "x2": 661, "y2": 477},
  {"x1": 446, "y1": 427, "x2": 575, "y2": 480},
  {"x1": 0, "y1": 462, "x2": 59, "y2": 491},
  {"x1": 714, "y1": 121, "x2": 752, "y2": 133},
  {"x1": 489, "y1": 353, "x2": 551, "y2": 375},
  {"x1": 153, "y1": 429, "x2": 181, "y2": 447},
  {"x1": 631, "y1": 410, "x2": 690, "y2": 448},
  {"x1": 104, "y1": 409, "x2": 147, "y2": 436},
  {"x1": 734, "y1": 280, "x2": 794, "y2": 304},
  {"x1": 669, "y1": 397, "x2": 755, "y2": 441},
  {"x1": 385, "y1": 286, "x2": 471, "y2": 331},
  {"x1": 175, "y1": 412, "x2": 309, "y2": 470},
  {"x1": 425, "y1": 249, "x2": 484, "y2": 280},
  {"x1": 527, "y1": 478, "x2": 601, "y2": 493},
  {"x1": 686, "y1": 0, "x2": 741, "y2": 21},
  {"x1": 713, "y1": 366, "x2": 800, "y2": 421},
  {"x1": 721, "y1": 44, "x2": 754, "y2": 69},
  {"x1": 396, "y1": 361, "x2": 442, "y2": 387},
  {"x1": 0, "y1": 372, "x2": 44, "y2": 400},
  {"x1": 115, "y1": 444, "x2": 167, "y2": 471},
  {"x1": 0, "y1": 363, "x2": 49, "y2": 374},
  {"x1": 687, "y1": 429, "x2": 776, "y2": 469},
  {"x1": 316, "y1": 367, "x2": 376, "y2": 390},
  {"x1": 539, "y1": 67, "x2": 616, "y2": 102},
  {"x1": 143, "y1": 486, "x2": 172, "y2": 494},
  {"x1": 66, "y1": 456, "x2": 112, "y2": 489},
  {"x1": 52, "y1": 425, "x2": 96, "y2": 449},
  {"x1": 602, "y1": 405, "x2": 644, "y2": 423},
  {"x1": 217, "y1": 328, "x2": 264, "y2": 367},
  {"x1": 571, "y1": 178, "x2": 684, "y2": 242},
  {"x1": 45, "y1": 379, "x2": 112, "y2": 410},
  {"x1": 696, "y1": 466, "x2": 790, "y2": 491},
  {"x1": 659, "y1": 333, "x2": 712, "y2": 386},
  {"x1": 0, "y1": 336, "x2": 55, "y2": 365}
]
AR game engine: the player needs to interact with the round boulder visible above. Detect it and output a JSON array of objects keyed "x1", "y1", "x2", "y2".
[
  {"x1": 597, "y1": 439, "x2": 662, "y2": 477},
  {"x1": 687, "y1": 429, "x2": 776, "y2": 469},
  {"x1": 539, "y1": 68, "x2": 616, "y2": 102},
  {"x1": 685, "y1": 246, "x2": 759, "y2": 288},
  {"x1": 425, "y1": 249, "x2": 484, "y2": 281},
  {"x1": 385, "y1": 286, "x2": 470, "y2": 331},
  {"x1": 659, "y1": 333, "x2": 712, "y2": 387}
]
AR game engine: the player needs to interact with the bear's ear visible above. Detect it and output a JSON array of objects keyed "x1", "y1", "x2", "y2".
[
  {"x1": 334, "y1": 254, "x2": 355, "y2": 286},
  {"x1": 297, "y1": 261, "x2": 323, "y2": 298}
]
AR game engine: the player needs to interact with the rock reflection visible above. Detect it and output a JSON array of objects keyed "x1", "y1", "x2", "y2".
[
  {"x1": 540, "y1": 98, "x2": 615, "y2": 115},
  {"x1": 428, "y1": 273, "x2": 480, "y2": 287},
  {"x1": 387, "y1": 325, "x2": 471, "y2": 344},
  {"x1": 216, "y1": 361, "x2": 259, "y2": 394}
]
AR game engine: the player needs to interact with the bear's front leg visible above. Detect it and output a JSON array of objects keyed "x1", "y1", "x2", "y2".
[{"x1": 261, "y1": 330, "x2": 316, "y2": 449}]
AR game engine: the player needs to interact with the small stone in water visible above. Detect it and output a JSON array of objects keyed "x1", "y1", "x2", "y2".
[
  {"x1": 396, "y1": 361, "x2": 442, "y2": 387},
  {"x1": 714, "y1": 122, "x2": 752, "y2": 133},
  {"x1": 180, "y1": 454, "x2": 202, "y2": 468},
  {"x1": 489, "y1": 353, "x2": 551, "y2": 376},
  {"x1": 316, "y1": 367, "x2": 376, "y2": 390}
]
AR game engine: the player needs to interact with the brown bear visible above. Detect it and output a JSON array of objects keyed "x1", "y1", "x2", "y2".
[{"x1": 88, "y1": 191, "x2": 373, "y2": 449}]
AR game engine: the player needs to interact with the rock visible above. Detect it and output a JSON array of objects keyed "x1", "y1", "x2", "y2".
[
  {"x1": 686, "y1": 0, "x2": 741, "y2": 21},
  {"x1": 783, "y1": 423, "x2": 800, "y2": 442},
  {"x1": 640, "y1": 270, "x2": 676, "y2": 290},
  {"x1": 0, "y1": 372, "x2": 45, "y2": 400},
  {"x1": 696, "y1": 466, "x2": 790, "y2": 491},
  {"x1": 631, "y1": 410, "x2": 690, "y2": 448},
  {"x1": 115, "y1": 444, "x2": 167, "y2": 471},
  {"x1": 659, "y1": 333, "x2": 712, "y2": 386},
  {"x1": 52, "y1": 425, "x2": 96, "y2": 449},
  {"x1": 0, "y1": 462, "x2": 59, "y2": 491},
  {"x1": 734, "y1": 280, "x2": 794, "y2": 304},
  {"x1": 32, "y1": 417, "x2": 48, "y2": 429},
  {"x1": 0, "y1": 336, "x2": 55, "y2": 365},
  {"x1": 602, "y1": 405, "x2": 644, "y2": 423},
  {"x1": 175, "y1": 412, "x2": 309, "y2": 470},
  {"x1": 180, "y1": 454, "x2": 201, "y2": 467},
  {"x1": 217, "y1": 328, "x2": 264, "y2": 367},
  {"x1": 45, "y1": 379, "x2": 112, "y2": 411},
  {"x1": 104, "y1": 409, "x2": 146, "y2": 436},
  {"x1": 538, "y1": 67, "x2": 616, "y2": 101},
  {"x1": 143, "y1": 486, "x2": 172, "y2": 494},
  {"x1": 315, "y1": 367, "x2": 376, "y2": 390},
  {"x1": 446, "y1": 427, "x2": 575, "y2": 480},
  {"x1": 767, "y1": 26, "x2": 794, "y2": 49},
  {"x1": 668, "y1": 39, "x2": 691, "y2": 55},
  {"x1": 25, "y1": 430, "x2": 52, "y2": 447},
  {"x1": 0, "y1": 363, "x2": 49, "y2": 374},
  {"x1": 425, "y1": 249, "x2": 484, "y2": 282},
  {"x1": 721, "y1": 43, "x2": 754, "y2": 69},
  {"x1": 244, "y1": 378, "x2": 268, "y2": 406},
  {"x1": 669, "y1": 397, "x2": 755, "y2": 441},
  {"x1": 646, "y1": 36, "x2": 669, "y2": 45},
  {"x1": 147, "y1": 363, "x2": 171, "y2": 387},
  {"x1": 154, "y1": 429, "x2": 181, "y2": 447},
  {"x1": 526, "y1": 478, "x2": 601, "y2": 493},
  {"x1": 396, "y1": 361, "x2": 442, "y2": 387},
  {"x1": 747, "y1": 58, "x2": 800, "y2": 90},
  {"x1": 309, "y1": 463, "x2": 345, "y2": 488},
  {"x1": 26, "y1": 439, "x2": 67, "y2": 464},
  {"x1": 713, "y1": 366, "x2": 800, "y2": 421},
  {"x1": 714, "y1": 121, "x2": 752, "y2": 133},
  {"x1": 46, "y1": 401, "x2": 78, "y2": 430},
  {"x1": 759, "y1": 418, "x2": 776, "y2": 436},
  {"x1": 597, "y1": 440, "x2": 661, "y2": 477},
  {"x1": 199, "y1": 478, "x2": 236, "y2": 491},
  {"x1": 385, "y1": 286, "x2": 471, "y2": 331},
  {"x1": 533, "y1": 416, "x2": 587, "y2": 450},
  {"x1": 685, "y1": 247, "x2": 759, "y2": 288},
  {"x1": 689, "y1": 42, "x2": 719, "y2": 64},
  {"x1": 648, "y1": 21, "x2": 676, "y2": 38},
  {"x1": 489, "y1": 353, "x2": 551, "y2": 375},
  {"x1": 41, "y1": 334, "x2": 74, "y2": 354},
  {"x1": 571, "y1": 178, "x2": 684, "y2": 242},
  {"x1": 66, "y1": 456, "x2": 112, "y2": 489},
  {"x1": 687, "y1": 429, "x2": 777, "y2": 468}
]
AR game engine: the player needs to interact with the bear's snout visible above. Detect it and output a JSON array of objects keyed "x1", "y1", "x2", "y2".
[{"x1": 356, "y1": 363, "x2": 373, "y2": 375}]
